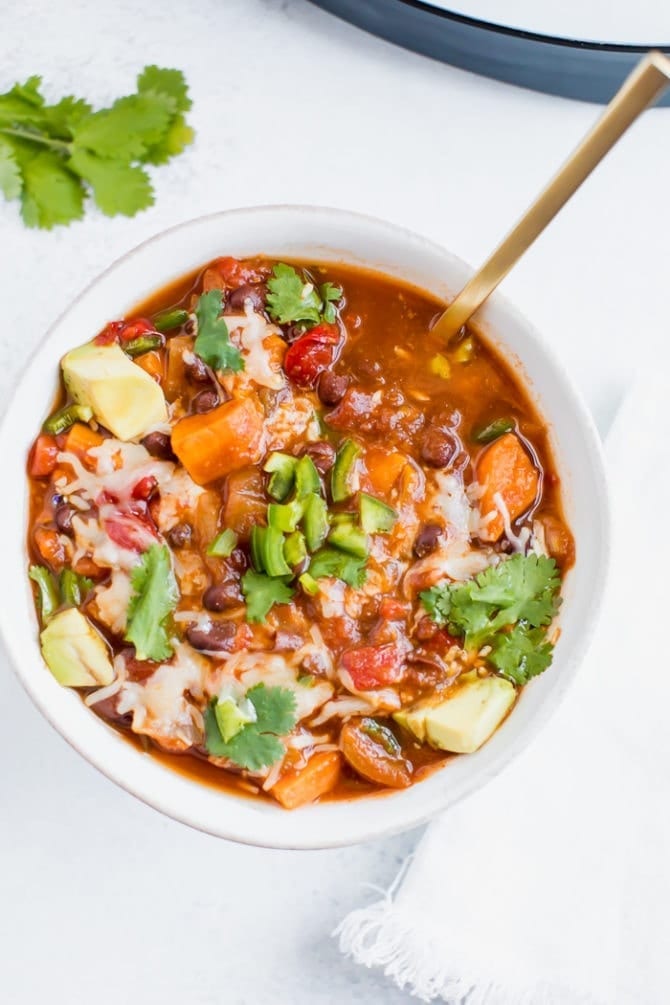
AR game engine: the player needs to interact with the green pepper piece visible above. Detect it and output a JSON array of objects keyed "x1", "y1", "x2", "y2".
[
  {"x1": 60, "y1": 568, "x2": 93, "y2": 607},
  {"x1": 298, "y1": 572, "x2": 320, "y2": 596},
  {"x1": 297, "y1": 673, "x2": 316, "y2": 687},
  {"x1": 153, "y1": 308, "x2": 189, "y2": 333},
  {"x1": 359, "y1": 493, "x2": 398, "y2": 534},
  {"x1": 264, "y1": 452, "x2": 297, "y2": 502},
  {"x1": 207, "y1": 528, "x2": 238, "y2": 557},
  {"x1": 261, "y1": 526, "x2": 292, "y2": 577},
  {"x1": 29, "y1": 565, "x2": 60, "y2": 623},
  {"x1": 302, "y1": 494, "x2": 329, "y2": 552},
  {"x1": 268, "y1": 500, "x2": 303, "y2": 534},
  {"x1": 473, "y1": 417, "x2": 515, "y2": 445},
  {"x1": 250, "y1": 525, "x2": 267, "y2": 572},
  {"x1": 42, "y1": 403, "x2": 93, "y2": 435},
  {"x1": 331, "y1": 439, "x2": 360, "y2": 502},
  {"x1": 295, "y1": 455, "x2": 321, "y2": 499},
  {"x1": 328, "y1": 520, "x2": 369, "y2": 559},
  {"x1": 284, "y1": 530, "x2": 307, "y2": 568},
  {"x1": 124, "y1": 333, "x2": 165, "y2": 358}
]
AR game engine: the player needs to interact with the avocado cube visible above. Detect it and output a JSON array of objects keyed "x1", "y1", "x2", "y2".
[
  {"x1": 40, "y1": 608, "x2": 115, "y2": 688},
  {"x1": 62, "y1": 342, "x2": 167, "y2": 441}
]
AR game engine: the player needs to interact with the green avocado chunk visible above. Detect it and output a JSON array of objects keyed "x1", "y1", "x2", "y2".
[
  {"x1": 394, "y1": 672, "x2": 516, "y2": 754},
  {"x1": 40, "y1": 608, "x2": 115, "y2": 688},
  {"x1": 62, "y1": 342, "x2": 167, "y2": 441}
]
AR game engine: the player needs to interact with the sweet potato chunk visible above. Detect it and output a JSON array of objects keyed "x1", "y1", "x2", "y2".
[
  {"x1": 172, "y1": 397, "x2": 264, "y2": 485},
  {"x1": 476, "y1": 433, "x2": 538, "y2": 542},
  {"x1": 272, "y1": 751, "x2": 341, "y2": 809}
]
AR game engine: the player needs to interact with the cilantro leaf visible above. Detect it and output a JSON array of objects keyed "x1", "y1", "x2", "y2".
[
  {"x1": 0, "y1": 138, "x2": 21, "y2": 199},
  {"x1": 490, "y1": 623, "x2": 555, "y2": 685},
  {"x1": 308, "y1": 547, "x2": 367, "y2": 588},
  {"x1": 204, "y1": 684, "x2": 298, "y2": 771},
  {"x1": 125, "y1": 544, "x2": 179, "y2": 661},
  {"x1": 241, "y1": 569, "x2": 294, "y2": 623},
  {"x1": 421, "y1": 553, "x2": 561, "y2": 684},
  {"x1": 266, "y1": 263, "x2": 323, "y2": 325},
  {"x1": 137, "y1": 65, "x2": 192, "y2": 112},
  {"x1": 194, "y1": 290, "x2": 244, "y2": 372},
  {"x1": 68, "y1": 150, "x2": 154, "y2": 216},
  {"x1": 20, "y1": 151, "x2": 85, "y2": 229},
  {"x1": 0, "y1": 66, "x2": 194, "y2": 229},
  {"x1": 320, "y1": 282, "x2": 342, "y2": 324}
]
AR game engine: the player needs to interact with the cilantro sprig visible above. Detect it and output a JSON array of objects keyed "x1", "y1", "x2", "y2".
[
  {"x1": 241, "y1": 569, "x2": 295, "y2": 623},
  {"x1": 421, "y1": 554, "x2": 561, "y2": 685},
  {"x1": 266, "y1": 263, "x2": 342, "y2": 326},
  {"x1": 125, "y1": 544, "x2": 179, "y2": 661},
  {"x1": 0, "y1": 66, "x2": 194, "y2": 228},
  {"x1": 204, "y1": 683, "x2": 298, "y2": 771},
  {"x1": 193, "y1": 290, "x2": 244, "y2": 373}
]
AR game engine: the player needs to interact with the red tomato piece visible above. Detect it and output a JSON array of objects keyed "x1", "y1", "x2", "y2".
[
  {"x1": 342, "y1": 643, "x2": 407, "y2": 690},
  {"x1": 103, "y1": 506, "x2": 158, "y2": 552},
  {"x1": 283, "y1": 324, "x2": 341, "y2": 389},
  {"x1": 202, "y1": 257, "x2": 264, "y2": 291},
  {"x1": 94, "y1": 318, "x2": 156, "y2": 346},
  {"x1": 94, "y1": 320, "x2": 127, "y2": 346},
  {"x1": 379, "y1": 598, "x2": 410, "y2": 621},
  {"x1": 131, "y1": 475, "x2": 158, "y2": 501},
  {"x1": 29, "y1": 435, "x2": 59, "y2": 478}
]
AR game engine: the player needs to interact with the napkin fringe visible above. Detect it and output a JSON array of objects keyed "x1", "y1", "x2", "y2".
[{"x1": 335, "y1": 870, "x2": 601, "y2": 1005}]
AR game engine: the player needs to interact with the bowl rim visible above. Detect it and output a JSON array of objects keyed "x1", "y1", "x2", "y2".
[{"x1": 0, "y1": 204, "x2": 611, "y2": 848}]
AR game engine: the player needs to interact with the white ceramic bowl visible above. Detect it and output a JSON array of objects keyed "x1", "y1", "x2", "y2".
[{"x1": 0, "y1": 206, "x2": 610, "y2": 849}]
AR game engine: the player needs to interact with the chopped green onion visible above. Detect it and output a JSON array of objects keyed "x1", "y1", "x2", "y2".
[
  {"x1": 284, "y1": 531, "x2": 307, "y2": 568},
  {"x1": 360, "y1": 717, "x2": 402, "y2": 756},
  {"x1": 59, "y1": 568, "x2": 93, "y2": 607},
  {"x1": 207, "y1": 528, "x2": 238, "y2": 558},
  {"x1": 29, "y1": 565, "x2": 60, "y2": 623},
  {"x1": 302, "y1": 493, "x2": 329, "y2": 552},
  {"x1": 42, "y1": 404, "x2": 93, "y2": 435},
  {"x1": 328, "y1": 520, "x2": 369, "y2": 559},
  {"x1": 264, "y1": 452, "x2": 297, "y2": 501},
  {"x1": 268, "y1": 500, "x2": 303, "y2": 534},
  {"x1": 153, "y1": 308, "x2": 189, "y2": 333},
  {"x1": 295, "y1": 455, "x2": 321, "y2": 499},
  {"x1": 429, "y1": 353, "x2": 451, "y2": 379},
  {"x1": 359, "y1": 493, "x2": 398, "y2": 534},
  {"x1": 331, "y1": 439, "x2": 360, "y2": 502},
  {"x1": 473, "y1": 417, "x2": 515, "y2": 445},
  {"x1": 124, "y1": 333, "x2": 164, "y2": 358},
  {"x1": 298, "y1": 572, "x2": 320, "y2": 596}
]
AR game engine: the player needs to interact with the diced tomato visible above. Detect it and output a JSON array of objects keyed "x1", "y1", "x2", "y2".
[
  {"x1": 29, "y1": 435, "x2": 59, "y2": 478},
  {"x1": 379, "y1": 598, "x2": 410, "y2": 621},
  {"x1": 118, "y1": 318, "x2": 156, "y2": 343},
  {"x1": 283, "y1": 324, "x2": 341, "y2": 389},
  {"x1": 342, "y1": 643, "x2": 407, "y2": 690},
  {"x1": 202, "y1": 256, "x2": 265, "y2": 292},
  {"x1": 131, "y1": 476, "x2": 158, "y2": 501},
  {"x1": 103, "y1": 505, "x2": 158, "y2": 552},
  {"x1": 94, "y1": 320, "x2": 127, "y2": 345},
  {"x1": 94, "y1": 318, "x2": 156, "y2": 346},
  {"x1": 233, "y1": 623, "x2": 254, "y2": 651}
]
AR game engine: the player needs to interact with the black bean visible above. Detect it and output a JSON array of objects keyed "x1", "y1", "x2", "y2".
[
  {"x1": 301, "y1": 441, "x2": 336, "y2": 474},
  {"x1": 141, "y1": 431, "x2": 176, "y2": 461},
  {"x1": 414, "y1": 616, "x2": 438, "y2": 643},
  {"x1": 227, "y1": 548, "x2": 248, "y2": 573},
  {"x1": 192, "y1": 389, "x2": 219, "y2": 414},
  {"x1": 203, "y1": 579, "x2": 243, "y2": 612},
  {"x1": 420, "y1": 426, "x2": 457, "y2": 468},
  {"x1": 318, "y1": 370, "x2": 349, "y2": 406},
  {"x1": 54, "y1": 504, "x2": 75, "y2": 535},
  {"x1": 184, "y1": 319, "x2": 196, "y2": 335},
  {"x1": 413, "y1": 523, "x2": 443, "y2": 558},
  {"x1": 227, "y1": 282, "x2": 267, "y2": 313},
  {"x1": 186, "y1": 619, "x2": 237, "y2": 652},
  {"x1": 185, "y1": 354, "x2": 211, "y2": 384},
  {"x1": 168, "y1": 523, "x2": 192, "y2": 548}
]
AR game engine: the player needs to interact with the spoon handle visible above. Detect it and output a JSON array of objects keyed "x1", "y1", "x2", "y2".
[{"x1": 433, "y1": 50, "x2": 670, "y2": 341}]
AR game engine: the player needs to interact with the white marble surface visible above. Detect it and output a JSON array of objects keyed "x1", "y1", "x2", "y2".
[{"x1": 0, "y1": 2, "x2": 668, "y2": 1003}]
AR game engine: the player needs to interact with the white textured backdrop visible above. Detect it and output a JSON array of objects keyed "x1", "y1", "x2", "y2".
[{"x1": 1, "y1": 2, "x2": 668, "y2": 1003}]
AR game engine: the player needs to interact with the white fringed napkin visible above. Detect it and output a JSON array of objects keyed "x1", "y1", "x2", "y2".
[{"x1": 337, "y1": 372, "x2": 670, "y2": 1004}]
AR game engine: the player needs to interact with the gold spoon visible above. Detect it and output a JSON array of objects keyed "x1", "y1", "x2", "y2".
[{"x1": 433, "y1": 50, "x2": 670, "y2": 341}]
